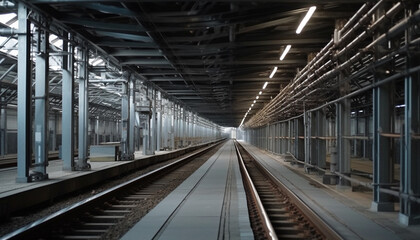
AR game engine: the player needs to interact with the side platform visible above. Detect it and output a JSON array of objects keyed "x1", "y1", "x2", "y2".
[{"x1": 0, "y1": 140, "x2": 221, "y2": 219}]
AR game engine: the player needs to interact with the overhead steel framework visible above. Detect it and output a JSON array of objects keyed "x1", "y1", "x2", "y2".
[
  {"x1": 0, "y1": 0, "x2": 418, "y2": 227},
  {"x1": 0, "y1": 1, "x2": 223, "y2": 182}
]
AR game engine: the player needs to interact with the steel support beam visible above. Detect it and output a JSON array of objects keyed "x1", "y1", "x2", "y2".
[
  {"x1": 16, "y1": 3, "x2": 32, "y2": 182},
  {"x1": 62, "y1": 33, "x2": 75, "y2": 171},
  {"x1": 33, "y1": 26, "x2": 49, "y2": 180},
  {"x1": 77, "y1": 47, "x2": 90, "y2": 170}
]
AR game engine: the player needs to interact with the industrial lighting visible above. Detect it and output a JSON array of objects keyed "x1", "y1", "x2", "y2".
[
  {"x1": 253, "y1": 100, "x2": 256, "y2": 103},
  {"x1": 296, "y1": 6, "x2": 316, "y2": 34},
  {"x1": 259, "y1": 91, "x2": 262, "y2": 95},
  {"x1": 280, "y1": 45, "x2": 291, "y2": 61},
  {"x1": 262, "y1": 82, "x2": 268, "y2": 89},
  {"x1": 269, "y1": 67, "x2": 278, "y2": 78},
  {"x1": 251, "y1": 104, "x2": 254, "y2": 107},
  {"x1": 256, "y1": 96, "x2": 259, "y2": 99}
]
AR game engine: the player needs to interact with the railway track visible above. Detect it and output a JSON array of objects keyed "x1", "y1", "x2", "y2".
[
  {"x1": 2, "y1": 142, "x2": 223, "y2": 240},
  {"x1": 234, "y1": 141, "x2": 342, "y2": 240}
]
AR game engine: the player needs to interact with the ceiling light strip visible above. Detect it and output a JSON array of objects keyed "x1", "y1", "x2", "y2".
[
  {"x1": 269, "y1": 66, "x2": 278, "y2": 78},
  {"x1": 296, "y1": 6, "x2": 316, "y2": 34},
  {"x1": 279, "y1": 45, "x2": 291, "y2": 61}
]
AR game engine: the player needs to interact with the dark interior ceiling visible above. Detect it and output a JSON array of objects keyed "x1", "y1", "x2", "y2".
[{"x1": 26, "y1": 0, "x2": 365, "y2": 127}]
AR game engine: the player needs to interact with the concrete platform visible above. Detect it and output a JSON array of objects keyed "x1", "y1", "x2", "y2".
[
  {"x1": 0, "y1": 141, "x2": 220, "y2": 219},
  {"x1": 240, "y1": 141, "x2": 420, "y2": 240},
  {"x1": 122, "y1": 140, "x2": 253, "y2": 240}
]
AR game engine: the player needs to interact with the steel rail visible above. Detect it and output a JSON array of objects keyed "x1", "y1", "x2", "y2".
[
  {"x1": 233, "y1": 140, "x2": 278, "y2": 240},
  {"x1": 236, "y1": 141, "x2": 343, "y2": 240}
]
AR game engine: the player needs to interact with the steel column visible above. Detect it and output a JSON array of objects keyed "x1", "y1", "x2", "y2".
[
  {"x1": 16, "y1": 3, "x2": 32, "y2": 182},
  {"x1": 336, "y1": 100, "x2": 351, "y2": 186},
  {"x1": 120, "y1": 82, "x2": 129, "y2": 159},
  {"x1": 129, "y1": 78, "x2": 135, "y2": 155},
  {"x1": 304, "y1": 110, "x2": 311, "y2": 167},
  {"x1": 371, "y1": 4, "x2": 395, "y2": 210},
  {"x1": 33, "y1": 26, "x2": 49, "y2": 179},
  {"x1": 62, "y1": 33, "x2": 75, "y2": 171},
  {"x1": 156, "y1": 92, "x2": 162, "y2": 151},
  {"x1": 316, "y1": 110, "x2": 327, "y2": 169},
  {"x1": 0, "y1": 98, "x2": 6, "y2": 156},
  {"x1": 399, "y1": 6, "x2": 420, "y2": 224},
  {"x1": 149, "y1": 89, "x2": 156, "y2": 154},
  {"x1": 170, "y1": 103, "x2": 175, "y2": 150},
  {"x1": 77, "y1": 47, "x2": 89, "y2": 170}
]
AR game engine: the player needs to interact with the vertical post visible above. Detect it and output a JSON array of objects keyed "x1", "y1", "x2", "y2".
[
  {"x1": 50, "y1": 112, "x2": 57, "y2": 151},
  {"x1": 336, "y1": 101, "x2": 351, "y2": 185},
  {"x1": 334, "y1": 18, "x2": 351, "y2": 186},
  {"x1": 129, "y1": 77, "x2": 135, "y2": 156},
  {"x1": 316, "y1": 110, "x2": 327, "y2": 169},
  {"x1": 16, "y1": 3, "x2": 32, "y2": 182},
  {"x1": 0, "y1": 98, "x2": 6, "y2": 156},
  {"x1": 121, "y1": 82, "x2": 129, "y2": 159},
  {"x1": 156, "y1": 91, "x2": 162, "y2": 151},
  {"x1": 150, "y1": 89, "x2": 156, "y2": 154},
  {"x1": 62, "y1": 33, "x2": 75, "y2": 171},
  {"x1": 171, "y1": 103, "x2": 175, "y2": 150},
  {"x1": 33, "y1": 26, "x2": 49, "y2": 179},
  {"x1": 95, "y1": 117, "x2": 100, "y2": 145},
  {"x1": 77, "y1": 47, "x2": 89, "y2": 170},
  {"x1": 371, "y1": 5, "x2": 394, "y2": 211},
  {"x1": 304, "y1": 110, "x2": 311, "y2": 167},
  {"x1": 399, "y1": 5, "x2": 420, "y2": 225}
]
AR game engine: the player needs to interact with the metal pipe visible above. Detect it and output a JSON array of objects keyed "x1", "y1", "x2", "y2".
[
  {"x1": 0, "y1": 28, "x2": 16, "y2": 36},
  {"x1": 247, "y1": 6, "x2": 418, "y2": 128},
  {"x1": 88, "y1": 79, "x2": 127, "y2": 83}
]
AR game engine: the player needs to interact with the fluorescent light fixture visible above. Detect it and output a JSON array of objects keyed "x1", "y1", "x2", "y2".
[
  {"x1": 249, "y1": 107, "x2": 251, "y2": 111},
  {"x1": 253, "y1": 100, "x2": 256, "y2": 103},
  {"x1": 251, "y1": 104, "x2": 254, "y2": 107},
  {"x1": 296, "y1": 6, "x2": 316, "y2": 34},
  {"x1": 256, "y1": 96, "x2": 259, "y2": 99},
  {"x1": 262, "y1": 82, "x2": 268, "y2": 89},
  {"x1": 259, "y1": 91, "x2": 262, "y2": 95},
  {"x1": 269, "y1": 66, "x2": 278, "y2": 78},
  {"x1": 280, "y1": 45, "x2": 291, "y2": 61}
]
